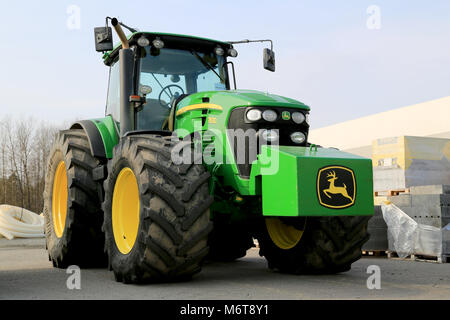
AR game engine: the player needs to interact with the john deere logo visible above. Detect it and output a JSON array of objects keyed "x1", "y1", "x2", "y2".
[
  {"x1": 317, "y1": 166, "x2": 356, "y2": 209},
  {"x1": 282, "y1": 111, "x2": 290, "y2": 120}
]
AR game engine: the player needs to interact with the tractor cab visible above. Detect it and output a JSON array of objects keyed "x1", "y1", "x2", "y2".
[
  {"x1": 100, "y1": 30, "x2": 234, "y2": 132},
  {"x1": 95, "y1": 18, "x2": 276, "y2": 135}
]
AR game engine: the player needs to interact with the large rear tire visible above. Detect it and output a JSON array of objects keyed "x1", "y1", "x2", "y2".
[
  {"x1": 43, "y1": 129, "x2": 106, "y2": 268},
  {"x1": 256, "y1": 216, "x2": 370, "y2": 274},
  {"x1": 102, "y1": 134, "x2": 213, "y2": 283}
]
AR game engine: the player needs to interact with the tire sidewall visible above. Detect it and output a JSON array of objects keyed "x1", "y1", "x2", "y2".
[
  {"x1": 103, "y1": 135, "x2": 213, "y2": 283},
  {"x1": 257, "y1": 217, "x2": 311, "y2": 259},
  {"x1": 103, "y1": 145, "x2": 146, "y2": 276},
  {"x1": 257, "y1": 216, "x2": 369, "y2": 273},
  {"x1": 43, "y1": 136, "x2": 71, "y2": 260}
]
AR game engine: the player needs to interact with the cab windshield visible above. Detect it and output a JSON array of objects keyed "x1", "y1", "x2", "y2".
[{"x1": 136, "y1": 46, "x2": 229, "y2": 130}]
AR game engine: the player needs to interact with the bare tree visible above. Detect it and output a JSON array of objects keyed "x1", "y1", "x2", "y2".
[
  {"x1": 0, "y1": 116, "x2": 61, "y2": 213},
  {"x1": 0, "y1": 118, "x2": 7, "y2": 204},
  {"x1": 32, "y1": 122, "x2": 58, "y2": 212}
]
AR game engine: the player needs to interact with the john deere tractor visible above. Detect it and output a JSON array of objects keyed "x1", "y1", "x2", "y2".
[{"x1": 43, "y1": 17, "x2": 373, "y2": 283}]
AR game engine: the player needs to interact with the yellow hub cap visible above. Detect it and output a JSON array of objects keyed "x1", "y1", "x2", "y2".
[
  {"x1": 52, "y1": 161, "x2": 68, "y2": 238},
  {"x1": 265, "y1": 218, "x2": 305, "y2": 250},
  {"x1": 112, "y1": 167, "x2": 140, "y2": 254}
]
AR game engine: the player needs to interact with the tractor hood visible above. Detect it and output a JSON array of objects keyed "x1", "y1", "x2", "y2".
[
  {"x1": 176, "y1": 90, "x2": 310, "y2": 111},
  {"x1": 174, "y1": 89, "x2": 313, "y2": 194}
]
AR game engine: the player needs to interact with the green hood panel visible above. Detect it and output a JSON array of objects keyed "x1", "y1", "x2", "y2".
[
  {"x1": 174, "y1": 89, "x2": 311, "y2": 196},
  {"x1": 177, "y1": 90, "x2": 310, "y2": 111}
]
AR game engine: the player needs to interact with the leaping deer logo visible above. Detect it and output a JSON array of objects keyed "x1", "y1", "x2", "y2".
[{"x1": 323, "y1": 171, "x2": 353, "y2": 201}]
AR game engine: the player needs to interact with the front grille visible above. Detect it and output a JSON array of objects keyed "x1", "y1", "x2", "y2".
[{"x1": 227, "y1": 107, "x2": 309, "y2": 178}]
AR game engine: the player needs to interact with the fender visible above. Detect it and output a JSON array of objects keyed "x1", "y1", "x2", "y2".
[
  {"x1": 70, "y1": 116, "x2": 119, "y2": 159},
  {"x1": 70, "y1": 120, "x2": 107, "y2": 159}
]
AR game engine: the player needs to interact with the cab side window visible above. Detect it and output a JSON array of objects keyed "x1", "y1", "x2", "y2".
[{"x1": 106, "y1": 61, "x2": 120, "y2": 122}]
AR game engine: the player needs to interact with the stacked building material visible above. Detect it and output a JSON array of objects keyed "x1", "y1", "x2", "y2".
[
  {"x1": 365, "y1": 135, "x2": 450, "y2": 259},
  {"x1": 385, "y1": 185, "x2": 450, "y2": 262},
  {"x1": 387, "y1": 185, "x2": 450, "y2": 229},
  {"x1": 362, "y1": 206, "x2": 388, "y2": 252},
  {"x1": 443, "y1": 225, "x2": 450, "y2": 260},
  {"x1": 372, "y1": 136, "x2": 450, "y2": 193}
]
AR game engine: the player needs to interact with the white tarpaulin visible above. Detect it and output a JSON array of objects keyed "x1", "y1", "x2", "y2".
[{"x1": 381, "y1": 202, "x2": 445, "y2": 258}]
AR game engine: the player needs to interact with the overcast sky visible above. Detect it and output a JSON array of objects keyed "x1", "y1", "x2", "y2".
[{"x1": 1, "y1": 0, "x2": 449, "y2": 128}]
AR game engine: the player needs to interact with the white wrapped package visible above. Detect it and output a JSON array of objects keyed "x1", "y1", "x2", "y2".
[
  {"x1": 0, "y1": 205, "x2": 44, "y2": 239},
  {"x1": 381, "y1": 203, "x2": 444, "y2": 258},
  {"x1": 381, "y1": 203, "x2": 418, "y2": 258}
]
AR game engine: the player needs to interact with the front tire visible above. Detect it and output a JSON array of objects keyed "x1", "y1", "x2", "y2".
[
  {"x1": 256, "y1": 216, "x2": 370, "y2": 274},
  {"x1": 102, "y1": 134, "x2": 213, "y2": 283},
  {"x1": 43, "y1": 129, "x2": 106, "y2": 268}
]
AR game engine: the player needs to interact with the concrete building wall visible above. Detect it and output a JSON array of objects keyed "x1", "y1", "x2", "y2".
[{"x1": 308, "y1": 96, "x2": 450, "y2": 157}]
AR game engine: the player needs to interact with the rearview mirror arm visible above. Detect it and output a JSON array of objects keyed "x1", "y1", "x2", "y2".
[{"x1": 227, "y1": 39, "x2": 273, "y2": 51}]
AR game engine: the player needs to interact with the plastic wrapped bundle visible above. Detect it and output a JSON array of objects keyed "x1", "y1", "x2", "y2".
[
  {"x1": 0, "y1": 205, "x2": 44, "y2": 239},
  {"x1": 381, "y1": 202, "x2": 443, "y2": 258},
  {"x1": 382, "y1": 203, "x2": 418, "y2": 258}
]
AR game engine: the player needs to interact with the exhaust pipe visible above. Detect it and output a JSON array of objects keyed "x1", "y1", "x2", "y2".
[
  {"x1": 111, "y1": 18, "x2": 129, "y2": 49},
  {"x1": 111, "y1": 17, "x2": 133, "y2": 136}
]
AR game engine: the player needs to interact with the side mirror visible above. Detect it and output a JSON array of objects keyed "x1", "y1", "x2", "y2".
[
  {"x1": 94, "y1": 27, "x2": 113, "y2": 52},
  {"x1": 263, "y1": 48, "x2": 275, "y2": 72}
]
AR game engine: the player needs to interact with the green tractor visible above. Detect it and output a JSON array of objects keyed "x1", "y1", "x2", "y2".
[{"x1": 43, "y1": 17, "x2": 374, "y2": 283}]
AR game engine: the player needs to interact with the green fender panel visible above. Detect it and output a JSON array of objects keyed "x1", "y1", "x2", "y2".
[{"x1": 70, "y1": 116, "x2": 119, "y2": 159}]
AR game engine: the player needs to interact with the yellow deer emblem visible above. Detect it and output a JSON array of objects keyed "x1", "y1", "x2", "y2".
[{"x1": 323, "y1": 171, "x2": 353, "y2": 201}]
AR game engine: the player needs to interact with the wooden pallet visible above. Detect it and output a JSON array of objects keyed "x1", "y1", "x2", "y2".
[
  {"x1": 362, "y1": 250, "x2": 388, "y2": 257},
  {"x1": 374, "y1": 188, "x2": 410, "y2": 197},
  {"x1": 387, "y1": 251, "x2": 447, "y2": 263}
]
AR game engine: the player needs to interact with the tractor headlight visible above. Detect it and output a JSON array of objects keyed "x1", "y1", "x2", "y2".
[
  {"x1": 261, "y1": 129, "x2": 279, "y2": 142},
  {"x1": 215, "y1": 46, "x2": 225, "y2": 56},
  {"x1": 137, "y1": 35, "x2": 150, "y2": 47},
  {"x1": 262, "y1": 109, "x2": 277, "y2": 122},
  {"x1": 290, "y1": 132, "x2": 306, "y2": 144},
  {"x1": 246, "y1": 109, "x2": 262, "y2": 121},
  {"x1": 292, "y1": 112, "x2": 305, "y2": 124},
  {"x1": 305, "y1": 113, "x2": 310, "y2": 124},
  {"x1": 227, "y1": 48, "x2": 238, "y2": 57},
  {"x1": 152, "y1": 38, "x2": 164, "y2": 49}
]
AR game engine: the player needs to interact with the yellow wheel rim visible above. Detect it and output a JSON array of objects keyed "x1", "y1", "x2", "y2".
[
  {"x1": 52, "y1": 161, "x2": 68, "y2": 238},
  {"x1": 112, "y1": 167, "x2": 140, "y2": 254},
  {"x1": 265, "y1": 218, "x2": 305, "y2": 250}
]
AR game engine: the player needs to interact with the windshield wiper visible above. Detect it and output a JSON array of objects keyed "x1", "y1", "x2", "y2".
[{"x1": 190, "y1": 50, "x2": 224, "y2": 83}]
